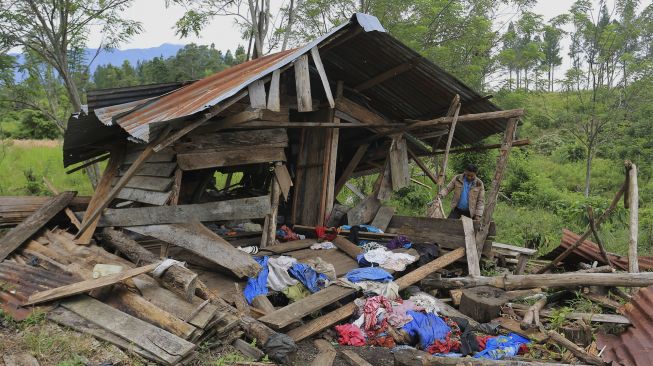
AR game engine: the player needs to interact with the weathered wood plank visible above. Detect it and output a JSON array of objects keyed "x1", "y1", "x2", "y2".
[
  {"x1": 178, "y1": 128, "x2": 287, "y2": 153},
  {"x1": 295, "y1": 54, "x2": 313, "y2": 112},
  {"x1": 127, "y1": 222, "x2": 261, "y2": 278},
  {"x1": 177, "y1": 148, "x2": 286, "y2": 170},
  {"x1": 248, "y1": 80, "x2": 267, "y2": 109},
  {"x1": 462, "y1": 216, "x2": 480, "y2": 277},
  {"x1": 342, "y1": 349, "x2": 374, "y2": 366},
  {"x1": 335, "y1": 97, "x2": 388, "y2": 125},
  {"x1": 119, "y1": 162, "x2": 177, "y2": 177},
  {"x1": 61, "y1": 296, "x2": 195, "y2": 365},
  {"x1": 24, "y1": 262, "x2": 159, "y2": 306},
  {"x1": 332, "y1": 236, "x2": 363, "y2": 260},
  {"x1": 0, "y1": 191, "x2": 76, "y2": 261},
  {"x1": 90, "y1": 196, "x2": 270, "y2": 227},
  {"x1": 267, "y1": 69, "x2": 281, "y2": 112},
  {"x1": 115, "y1": 187, "x2": 171, "y2": 206},
  {"x1": 311, "y1": 338, "x2": 337, "y2": 366},
  {"x1": 389, "y1": 134, "x2": 410, "y2": 190},
  {"x1": 370, "y1": 206, "x2": 395, "y2": 231},
  {"x1": 124, "y1": 148, "x2": 175, "y2": 164},
  {"x1": 258, "y1": 285, "x2": 355, "y2": 329},
  {"x1": 116, "y1": 175, "x2": 173, "y2": 192},
  {"x1": 274, "y1": 164, "x2": 293, "y2": 201},
  {"x1": 310, "y1": 47, "x2": 334, "y2": 108}
]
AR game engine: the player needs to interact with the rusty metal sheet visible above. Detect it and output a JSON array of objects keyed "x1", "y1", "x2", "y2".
[
  {"x1": 87, "y1": 81, "x2": 195, "y2": 110},
  {"x1": 541, "y1": 229, "x2": 653, "y2": 271},
  {"x1": 0, "y1": 261, "x2": 77, "y2": 320},
  {"x1": 597, "y1": 285, "x2": 653, "y2": 366}
]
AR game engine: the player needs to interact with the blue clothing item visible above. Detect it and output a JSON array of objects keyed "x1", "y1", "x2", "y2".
[
  {"x1": 457, "y1": 177, "x2": 474, "y2": 210},
  {"x1": 474, "y1": 333, "x2": 530, "y2": 360},
  {"x1": 402, "y1": 311, "x2": 451, "y2": 348},
  {"x1": 345, "y1": 267, "x2": 393, "y2": 283},
  {"x1": 356, "y1": 253, "x2": 375, "y2": 267},
  {"x1": 288, "y1": 263, "x2": 329, "y2": 293},
  {"x1": 243, "y1": 256, "x2": 269, "y2": 304},
  {"x1": 340, "y1": 224, "x2": 384, "y2": 233}
]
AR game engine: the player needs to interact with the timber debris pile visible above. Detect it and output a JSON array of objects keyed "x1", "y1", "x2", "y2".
[{"x1": 0, "y1": 13, "x2": 647, "y2": 366}]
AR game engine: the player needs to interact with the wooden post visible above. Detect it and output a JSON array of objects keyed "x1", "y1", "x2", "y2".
[
  {"x1": 436, "y1": 98, "x2": 460, "y2": 187},
  {"x1": 264, "y1": 163, "x2": 282, "y2": 247},
  {"x1": 475, "y1": 117, "x2": 518, "y2": 254},
  {"x1": 323, "y1": 81, "x2": 343, "y2": 221},
  {"x1": 626, "y1": 161, "x2": 639, "y2": 273}
]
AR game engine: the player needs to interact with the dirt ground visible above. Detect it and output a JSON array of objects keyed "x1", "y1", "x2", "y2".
[{"x1": 294, "y1": 338, "x2": 394, "y2": 366}]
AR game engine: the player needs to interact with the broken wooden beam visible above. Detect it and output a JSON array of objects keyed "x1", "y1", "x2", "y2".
[
  {"x1": 341, "y1": 349, "x2": 373, "y2": 366},
  {"x1": 24, "y1": 262, "x2": 160, "y2": 306},
  {"x1": 0, "y1": 191, "x2": 76, "y2": 261},
  {"x1": 546, "y1": 330, "x2": 605, "y2": 366},
  {"x1": 126, "y1": 222, "x2": 261, "y2": 278},
  {"x1": 332, "y1": 236, "x2": 363, "y2": 260},
  {"x1": 422, "y1": 272, "x2": 653, "y2": 290},
  {"x1": 99, "y1": 228, "x2": 201, "y2": 301},
  {"x1": 311, "y1": 339, "x2": 337, "y2": 366},
  {"x1": 89, "y1": 196, "x2": 271, "y2": 228}
]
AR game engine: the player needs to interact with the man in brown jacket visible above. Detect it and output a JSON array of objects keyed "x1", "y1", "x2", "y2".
[{"x1": 437, "y1": 164, "x2": 485, "y2": 220}]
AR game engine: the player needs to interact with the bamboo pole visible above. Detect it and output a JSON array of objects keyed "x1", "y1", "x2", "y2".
[{"x1": 626, "y1": 161, "x2": 639, "y2": 273}]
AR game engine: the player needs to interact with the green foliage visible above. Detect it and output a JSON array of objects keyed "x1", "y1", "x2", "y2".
[
  {"x1": 548, "y1": 306, "x2": 573, "y2": 330},
  {"x1": 12, "y1": 110, "x2": 62, "y2": 139},
  {"x1": 214, "y1": 352, "x2": 250, "y2": 366}
]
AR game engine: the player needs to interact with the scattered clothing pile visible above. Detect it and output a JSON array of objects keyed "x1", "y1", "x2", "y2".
[{"x1": 334, "y1": 293, "x2": 531, "y2": 360}]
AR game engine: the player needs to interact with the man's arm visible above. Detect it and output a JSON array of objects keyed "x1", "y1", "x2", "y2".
[
  {"x1": 474, "y1": 183, "x2": 485, "y2": 219},
  {"x1": 438, "y1": 177, "x2": 456, "y2": 198}
]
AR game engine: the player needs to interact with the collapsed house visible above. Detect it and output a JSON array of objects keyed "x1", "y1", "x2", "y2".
[{"x1": 1, "y1": 12, "x2": 649, "y2": 366}]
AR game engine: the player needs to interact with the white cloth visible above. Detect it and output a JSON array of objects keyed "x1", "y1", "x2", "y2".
[
  {"x1": 337, "y1": 278, "x2": 400, "y2": 300},
  {"x1": 310, "y1": 242, "x2": 336, "y2": 250},
  {"x1": 152, "y1": 259, "x2": 185, "y2": 278},
  {"x1": 306, "y1": 257, "x2": 337, "y2": 280},
  {"x1": 363, "y1": 248, "x2": 417, "y2": 271},
  {"x1": 408, "y1": 293, "x2": 442, "y2": 314},
  {"x1": 267, "y1": 256, "x2": 298, "y2": 291}
]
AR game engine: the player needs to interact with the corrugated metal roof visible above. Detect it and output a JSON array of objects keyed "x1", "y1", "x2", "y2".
[
  {"x1": 597, "y1": 285, "x2": 653, "y2": 366},
  {"x1": 541, "y1": 229, "x2": 653, "y2": 271},
  {"x1": 87, "y1": 81, "x2": 195, "y2": 110}
]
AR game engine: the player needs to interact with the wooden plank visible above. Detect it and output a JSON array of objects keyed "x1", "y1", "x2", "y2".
[
  {"x1": 177, "y1": 128, "x2": 287, "y2": 153},
  {"x1": 310, "y1": 47, "x2": 334, "y2": 108},
  {"x1": 119, "y1": 162, "x2": 177, "y2": 177},
  {"x1": 267, "y1": 69, "x2": 281, "y2": 112},
  {"x1": 287, "y1": 248, "x2": 466, "y2": 342},
  {"x1": 274, "y1": 164, "x2": 293, "y2": 201},
  {"x1": 462, "y1": 216, "x2": 480, "y2": 277},
  {"x1": 311, "y1": 339, "x2": 337, "y2": 366},
  {"x1": 370, "y1": 206, "x2": 395, "y2": 231},
  {"x1": 295, "y1": 54, "x2": 313, "y2": 112},
  {"x1": 48, "y1": 307, "x2": 165, "y2": 363},
  {"x1": 335, "y1": 97, "x2": 388, "y2": 125},
  {"x1": 408, "y1": 148, "x2": 438, "y2": 186},
  {"x1": 627, "y1": 161, "x2": 639, "y2": 272},
  {"x1": 115, "y1": 187, "x2": 172, "y2": 206},
  {"x1": 61, "y1": 296, "x2": 195, "y2": 365},
  {"x1": 127, "y1": 222, "x2": 261, "y2": 278},
  {"x1": 124, "y1": 148, "x2": 175, "y2": 164},
  {"x1": 341, "y1": 350, "x2": 373, "y2": 366},
  {"x1": 257, "y1": 239, "x2": 316, "y2": 254},
  {"x1": 332, "y1": 236, "x2": 363, "y2": 260},
  {"x1": 375, "y1": 160, "x2": 392, "y2": 201},
  {"x1": 322, "y1": 80, "x2": 343, "y2": 222},
  {"x1": 237, "y1": 121, "x2": 403, "y2": 129},
  {"x1": 248, "y1": 80, "x2": 267, "y2": 109},
  {"x1": 334, "y1": 143, "x2": 369, "y2": 196},
  {"x1": 389, "y1": 134, "x2": 410, "y2": 190},
  {"x1": 347, "y1": 195, "x2": 381, "y2": 226},
  {"x1": 24, "y1": 262, "x2": 159, "y2": 306},
  {"x1": 90, "y1": 196, "x2": 271, "y2": 227},
  {"x1": 436, "y1": 99, "x2": 460, "y2": 186},
  {"x1": 177, "y1": 148, "x2": 286, "y2": 170},
  {"x1": 354, "y1": 58, "x2": 420, "y2": 91},
  {"x1": 345, "y1": 182, "x2": 365, "y2": 199},
  {"x1": 386, "y1": 216, "x2": 468, "y2": 250},
  {"x1": 0, "y1": 191, "x2": 76, "y2": 261},
  {"x1": 117, "y1": 175, "x2": 173, "y2": 192},
  {"x1": 258, "y1": 285, "x2": 355, "y2": 329}
]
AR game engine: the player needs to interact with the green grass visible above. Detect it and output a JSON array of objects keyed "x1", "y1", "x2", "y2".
[{"x1": 0, "y1": 140, "x2": 93, "y2": 196}]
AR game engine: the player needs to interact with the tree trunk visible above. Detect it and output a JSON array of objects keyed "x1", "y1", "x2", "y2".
[
  {"x1": 584, "y1": 145, "x2": 593, "y2": 197},
  {"x1": 281, "y1": 0, "x2": 295, "y2": 51}
]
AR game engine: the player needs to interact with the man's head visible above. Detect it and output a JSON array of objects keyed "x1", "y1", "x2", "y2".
[{"x1": 463, "y1": 164, "x2": 478, "y2": 181}]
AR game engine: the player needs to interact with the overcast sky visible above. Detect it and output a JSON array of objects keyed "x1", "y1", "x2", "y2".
[{"x1": 91, "y1": 1, "x2": 587, "y2": 51}]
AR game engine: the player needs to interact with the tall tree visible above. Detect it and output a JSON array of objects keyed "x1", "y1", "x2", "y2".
[{"x1": 542, "y1": 22, "x2": 564, "y2": 91}]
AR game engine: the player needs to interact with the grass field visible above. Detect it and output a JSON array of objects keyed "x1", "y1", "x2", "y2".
[{"x1": 0, "y1": 140, "x2": 94, "y2": 196}]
